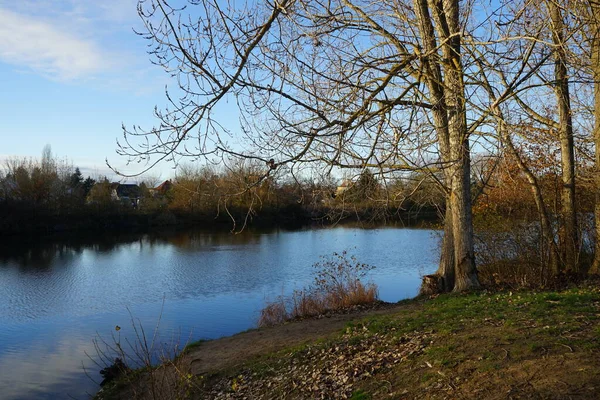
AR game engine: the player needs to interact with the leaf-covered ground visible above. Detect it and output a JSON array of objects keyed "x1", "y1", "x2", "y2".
[{"x1": 99, "y1": 285, "x2": 600, "y2": 399}]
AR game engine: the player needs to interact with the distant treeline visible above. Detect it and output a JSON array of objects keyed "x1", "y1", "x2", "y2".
[{"x1": 0, "y1": 151, "x2": 441, "y2": 236}]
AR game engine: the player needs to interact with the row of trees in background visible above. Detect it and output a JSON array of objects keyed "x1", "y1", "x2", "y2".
[
  {"x1": 168, "y1": 164, "x2": 442, "y2": 226},
  {"x1": 0, "y1": 146, "x2": 97, "y2": 215},
  {"x1": 0, "y1": 147, "x2": 443, "y2": 234},
  {"x1": 112, "y1": 0, "x2": 600, "y2": 292}
]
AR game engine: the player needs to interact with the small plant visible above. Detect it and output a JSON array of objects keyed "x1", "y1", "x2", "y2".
[
  {"x1": 87, "y1": 302, "x2": 200, "y2": 399},
  {"x1": 99, "y1": 357, "x2": 130, "y2": 387},
  {"x1": 258, "y1": 251, "x2": 378, "y2": 327},
  {"x1": 313, "y1": 251, "x2": 377, "y2": 309},
  {"x1": 257, "y1": 296, "x2": 289, "y2": 327},
  {"x1": 350, "y1": 389, "x2": 372, "y2": 400}
]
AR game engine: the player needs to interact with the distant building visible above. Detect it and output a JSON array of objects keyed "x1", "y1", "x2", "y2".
[
  {"x1": 335, "y1": 180, "x2": 353, "y2": 197},
  {"x1": 153, "y1": 180, "x2": 173, "y2": 196},
  {"x1": 111, "y1": 183, "x2": 142, "y2": 207}
]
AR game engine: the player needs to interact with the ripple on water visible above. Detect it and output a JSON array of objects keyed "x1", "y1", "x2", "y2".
[{"x1": 0, "y1": 226, "x2": 439, "y2": 399}]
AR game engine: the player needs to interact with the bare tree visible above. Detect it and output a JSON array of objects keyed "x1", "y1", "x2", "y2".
[
  {"x1": 587, "y1": 0, "x2": 600, "y2": 274},
  {"x1": 119, "y1": 0, "x2": 558, "y2": 291},
  {"x1": 411, "y1": 0, "x2": 479, "y2": 291},
  {"x1": 548, "y1": 0, "x2": 579, "y2": 272},
  {"x1": 472, "y1": 0, "x2": 589, "y2": 275}
]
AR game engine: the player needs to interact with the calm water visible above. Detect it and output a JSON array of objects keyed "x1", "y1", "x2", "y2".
[{"x1": 0, "y1": 226, "x2": 439, "y2": 399}]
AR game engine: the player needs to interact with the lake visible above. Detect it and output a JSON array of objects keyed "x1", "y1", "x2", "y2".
[{"x1": 0, "y1": 226, "x2": 440, "y2": 399}]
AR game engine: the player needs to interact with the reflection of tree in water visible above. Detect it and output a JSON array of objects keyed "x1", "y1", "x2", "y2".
[
  {"x1": 0, "y1": 240, "x2": 80, "y2": 270},
  {"x1": 165, "y1": 229, "x2": 266, "y2": 250},
  {"x1": 0, "y1": 226, "x2": 280, "y2": 269},
  {"x1": 0, "y1": 233, "x2": 140, "y2": 270}
]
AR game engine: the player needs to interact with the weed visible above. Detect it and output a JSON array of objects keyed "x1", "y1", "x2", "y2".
[
  {"x1": 258, "y1": 251, "x2": 378, "y2": 327},
  {"x1": 257, "y1": 296, "x2": 289, "y2": 327},
  {"x1": 89, "y1": 301, "x2": 200, "y2": 399},
  {"x1": 420, "y1": 372, "x2": 438, "y2": 383}
]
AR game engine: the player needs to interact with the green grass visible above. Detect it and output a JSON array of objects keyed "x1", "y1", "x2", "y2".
[
  {"x1": 98, "y1": 285, "x2": 600, "y2": 399},
  {"x1": 350, "y1": 389, "x2": 371, "y2": 400}
]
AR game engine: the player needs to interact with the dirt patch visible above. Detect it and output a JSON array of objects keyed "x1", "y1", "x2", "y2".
[
  {"x1": 185, "y1": 302, "x2": 410, "y2": 375},
  {"x1": 203, "y1": 327, "x2": 430, "y2": 399},
  {"x1": 98, "y1": 288, "x2": 600, "y2": 399}
]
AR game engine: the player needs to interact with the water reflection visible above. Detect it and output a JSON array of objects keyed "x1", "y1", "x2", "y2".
[
  {"x1": 0, "y1": 325, "x2": 100, "y2": 399},
  {"x1": 0, "y1": 227, "x2": 274, "y2": 270},
  {"x1": 0, "y1": 226, "x2": 439, "y2": 399}
]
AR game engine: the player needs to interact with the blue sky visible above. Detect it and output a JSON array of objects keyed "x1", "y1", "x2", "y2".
[
  {"x1": 0, "y1": 1, "x2": 505, "y2": 182},
  {"x1": 0, "y1": 0, "x2": 179, "y2": 181}
]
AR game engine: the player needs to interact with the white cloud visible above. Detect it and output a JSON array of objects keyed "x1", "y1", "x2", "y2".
[{"x1": 0, "y1": 8, "x2": 111, "y2": 80}]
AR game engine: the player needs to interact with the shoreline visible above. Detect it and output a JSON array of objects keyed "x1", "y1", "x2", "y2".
[{"x1": 96, "y1": 286, "x2": 600, "y2": 399}]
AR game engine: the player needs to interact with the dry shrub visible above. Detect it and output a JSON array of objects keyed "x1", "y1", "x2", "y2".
[
  {"x1": 258, "y1": 252, "x2": 378, "y2": 327},
  {"x1": 337, "y1": 279, "x2": 378, "y2": 306},
  {"x1": 478, "y1": 260, "x2": 547, "y2": 289},
  {"x1": 475, "y1": 219, "x2": 552, "y2": 289},
  {"x1": 474, "y1": 212, "x2": 596, "y2": 289},
  {"x1": 313, "y1": 251, "x2": 378, "y2": 308},
  {"x1": 290, "y1": 289, "x2": 324, "y2": 318},
  {"x1": 257, "y1": 296, "x2": 288, "y2": 327},
  {"x1": 90, "y1": 305, "x2": 200, "y2": 399}
]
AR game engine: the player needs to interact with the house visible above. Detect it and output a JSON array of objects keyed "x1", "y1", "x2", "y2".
[
  {"x1": 152, "y1": 180, "x2": 173, "y2": 196},
  {"x1": 111, "y1": 183, "x2": 142, "y2": 208},
  {"x1": 335, "y1": 179, "x2": 353, "y2": 197}
]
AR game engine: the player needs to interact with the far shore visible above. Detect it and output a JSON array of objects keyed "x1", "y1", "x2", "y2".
[{"x1": 0, "y1": 208, "x2": 439, "y2": 238}]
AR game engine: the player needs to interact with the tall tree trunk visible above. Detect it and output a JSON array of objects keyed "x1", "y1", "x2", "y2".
[
  {"x1": 448, "y1": 131, "x2": 479, "y2": 291},
  {"x1": 589, "y1": 0, "x2": 600, "y2": 275},
  {"x1": 549, "y1": 0, "x2": 578, "y2": 273},
  {"x1": 438, "y1": 205, "x2": 456, "y2": 291},
  {"x1": 442, "y1": 0, "x2": 479, "y2": 291},
  {"x1": 415, "y1": 0, "x2": 479, "y2": 292},
  {"x1": 421, "y1": 204, "x2": 455, "y2": 295},
  {"x1": 415, "y1": 0, "x2": 456, "y2": 293}
]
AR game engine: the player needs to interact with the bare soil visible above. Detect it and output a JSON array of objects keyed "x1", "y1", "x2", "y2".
[
  {"x1": 98, "y1": 288, "x2": 600, "y2": 399},
  {"x1": 185, "y1": 302, "x2": 408, "y2": 376}
]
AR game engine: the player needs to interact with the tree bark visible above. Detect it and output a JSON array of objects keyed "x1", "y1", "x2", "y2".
[
  {"x1": 441, "y1": 0, "x2": 479, "y2": 291},
  {"x1": 589, "y1": 0, "x2": 600, "y2": 275},
  {"x1": 438, "y1": 205, "x2": 456, "y2": 291},
  {"x1": 421, "y1": 205, "x2": 455, "y2": 295},
  {"x1": 415, "y1": 0, "x2": 479, "y2": 292},
  {"x1": 448, "y1": 136, "x2": 479, "y2": 291},
  {"x1": 549, "y1": 0, "x2": 578, "y2": 273}
]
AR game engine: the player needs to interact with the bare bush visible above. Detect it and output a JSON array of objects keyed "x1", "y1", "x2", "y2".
[
  {"x1": 474, "y1": 218, "x2": 552, "y2": 289},
  {"x1": 89, "y1": 306, "x2": 200, "y2": 399},
  {"x1": 474, "y1": 212, "x2": 594, "y2": 289},
  {"x1": 258, "y1": 252, "x2": 378, "y2": 327}
]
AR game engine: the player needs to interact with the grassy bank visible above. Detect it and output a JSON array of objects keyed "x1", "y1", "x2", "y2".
[{"x1": 97, "y1": 284, "x2": 600, "y2": 399}]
